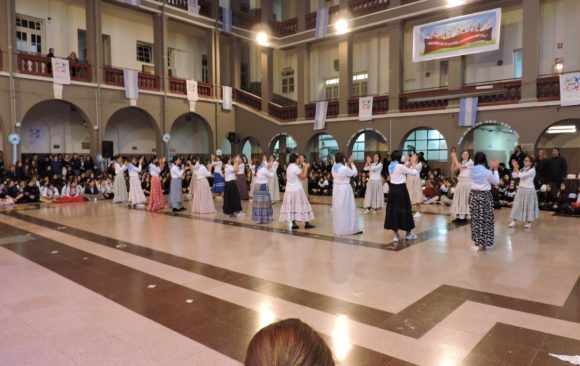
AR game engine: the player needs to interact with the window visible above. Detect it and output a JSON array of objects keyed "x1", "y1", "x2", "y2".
[
  {"x1": 325, "y1": 78, "x2": 339, "y2": 100},
  {"x1": 513, "y1": 49, "x2": 522, "y2": 79},
  {"x1": 281, "y1": 68, "x2": 295, "y2": 94},
  {"x1": 273, "y1": 136, "x2": 297, "y2": 162},
  {"x1": 352, "y1": 134, "x2": 366, "y2": 162},
  {"x1": 318, "y1": 134, "x2": 338, "y2": 161},
  {"x1": 403, "y1": 128, "x2": 448, "y2": 162},
  {"x1": 16, "y1": 15, "x2": 43, "y2": 53},
  {"x1": 202, "y1": 54, "x2": 208, "y2": 83},
  {"x1": 352, "y1": 72, "x2": 368, "y2": 97},
  {"x1": 136, "y1": 42, "x2": 153, "y2": 64},
  {"x1": 440, "y1": 61, "x2": 448, "y2": 87}
]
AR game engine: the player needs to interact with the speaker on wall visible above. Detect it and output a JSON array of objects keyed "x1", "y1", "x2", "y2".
[{"x1": 102, "y1": 141, "x2": 114, "y2": 159}]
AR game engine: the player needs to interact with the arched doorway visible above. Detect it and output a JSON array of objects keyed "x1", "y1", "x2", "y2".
[
  {"x1": 170, "y1": 113, "x2": 212, "y2": 157},
  {"x1": 20, "y1": 100, "x2": 93, "y2": 156},
  {"x1": 460, "y1": 122, "x2": 519, "y2": 165},
  {"x1": 269, "y1": 134, "x2": 297, "y2": 163},
  {"x1": 306, "y1": 133, "x2": 339, "y2": 163},
  {"x1": 536, "y1": 119, "x2": 580, "y2": 174},
  {"x1": 219, "y1": 138, "x2": 232, "y2": 156},
  {"x1": 348, "y1": 129, "x2": 388, "y2": 163},
  {"x1": 402, "y1": 127, "x2": 448, "y2": 162},
  {"x1": 241, "y1": 137, "x2": 263, "y2": 160},
  {"x1": 104, "y1": 107, "x2": 159, "y2": 157}
]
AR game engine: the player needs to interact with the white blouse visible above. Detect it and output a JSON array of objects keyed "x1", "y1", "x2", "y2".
[
  {"x1": 212, "y1": 160, "x2": 223, "y2": 175},
  {"x1": 332, "y1": 164, "x2": 357, "y2": 186},
  {"x1": 364, "y1": 162, "x2": 383, "y2": 181},
  {"x1": 224, "y1": 164, "x2": 236, "y2": 182},
  {"x1": 237, "y1": 163, "x2": 245, "y2": 176},
  {"x1": 149, "y1": 164, "x2": 161, "y2": 177},
  {"x1": 128, "y1": 163, "x2": 141, "y2": 177},
  {"x1": 195, "y1": 165, "x2": 212, "y2": 180},
  {"x1": 114, "y1": 162, "x2": 127, "y2": 175},
  {"x1": 459, "y1": 159, "x2": 474, "y2": 178},
  {"x1": 285, "y1": 163, "x2": 303, "y2": 192},
  {"x1": 390, "y1": 164, "x2": 419, "y2": 185},
  {"x1": 170, "y1": 164, "x2": 184, "y2": 179},
  {"x1": 255, "y1": 165, "x2": 274, "y2": 184},
  {"x1": 512, "y1": 167, "x2": 536, "y2": 188}
]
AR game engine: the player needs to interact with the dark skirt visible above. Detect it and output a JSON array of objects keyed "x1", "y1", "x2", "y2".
[
  {"x1": 252, "y1": 184, "x2": 273, "y2": 224},
  {"x1": 469, "y1": 190, "x2": 495, "y2": 247},
  {"x1": 223, "y1": 180, "x2": 243, "y2": 215},
  {"x1": 213, "y1": 173, "x2": 225, "y2": 193},
  {"x1": 236, "y1": 175, "x2": 249, "y2": 200},
  {"x1": 384, "y1": 183, "x2": 415, "y2": 232}
]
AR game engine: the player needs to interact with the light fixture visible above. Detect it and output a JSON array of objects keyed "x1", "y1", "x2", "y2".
[
  {"x1": 546, "y1": 125, "x2": 576, "y2": 134},
  {"x1": 447, "y1": 0, "x2": 465, "y2": 6},
  {"x1": 335, "y1": 18, "x2": 349, "y2": 35},
  {"x1": 554, "y1": 58, "x2": 564, "y2": 74},
  {"x1": 256, "y1": 31, "x2": 268, "y2": 46}
]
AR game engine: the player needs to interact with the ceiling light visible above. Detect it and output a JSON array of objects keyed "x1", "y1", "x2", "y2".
[
  {"x1": 447, "y1": 0, "x2": 465, "y2": 7},
  {"x1": 256, "y1": 31, "x2": 268, "y2": 46},
  {"x1": 335, "y1": 18, "x2": 349, "y2": 35},
  {"x1": 546, "y1": 125, "x2": 576, "y2": 134}
]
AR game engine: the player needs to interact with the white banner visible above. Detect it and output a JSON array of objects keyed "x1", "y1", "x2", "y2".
[
  {"x1": 53, "y1": 84, "x2": 63, "y2": 99},
  {"x1": 222, "y1": 8, "x2": 232, "y2": 33},
  {"x1": 189, "y1": 101, "x2": 196, "y2": 112},
  {"x1": 187, "y1": 0, "x2": 199, "y2": 16},
  {"x1": 126, "y1": 0, "x2": 140, "y2": 6},
  {"x1": 186, "y1": 80, "x2": 199, "y2": 101},
  {"x1": 51, "y1": 58, "x2": 71, "y2": 85},
  {"x1": 315, "y1": 8, "x2": 329, "y2": 39},
  {"x1": 358, "y1": 96, "x2": 373, "y2": 121},
  {"x1": 222, "y1": 86, "x2": 233, "y2": 110},
  {"x1": 124, "y1": 69, "x2": 139, "y2": 103},
  {"x1": 314, "y1": 101, "x2": 328, "y2": 130},
  {"x1": 459, "y1": 97, "x2": 478, "y2": 126},
  {"x1": 559, "y1": 72, "x2": 580, "y2": 107}
]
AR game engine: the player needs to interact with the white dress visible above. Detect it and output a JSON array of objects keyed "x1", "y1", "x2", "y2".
[
  {"x1": 450, "y1": 159, "x2": 473, "y2": 219},
  {"x1": 113, "y1": 163, "x2": 128, "y2": 203},
  {"x1": 406, "y1": 162, "x2": 423, "y2": 204},
  {"x1": 268, "y1": 161, "x2": 281, "y2": 202},
  {"x1": 331, "y1": 164, "x2": 362, "y2": 236},
  {"x1": 279, "y1": 163, "x2": 314, "y2": 222},
  {"x1": 363, "y1": 162, "x2": 384, "y2": 210},
  {"x1": 128, "y1": 163, "x2": 146, "y2": 205},
  {"x1": 192, "y1": 165, "x2": 216, "y2": 214}
]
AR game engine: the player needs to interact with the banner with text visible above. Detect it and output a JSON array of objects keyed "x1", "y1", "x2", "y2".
[
  {"x1": 187, "y1": 0, "x2": 200, "y2": 16},
  {"x1": 51, "y1": 58, "x2": 71, "y2": 85},
  {"x1": 560, "y1": 72, "x2": 580, "y2": 107},
  {"x1": 358, "y1": 96, "x2": 373, "y2": 121},
  {"x1": 314, "y1": 101, "x2": 328, "y2": 131}
]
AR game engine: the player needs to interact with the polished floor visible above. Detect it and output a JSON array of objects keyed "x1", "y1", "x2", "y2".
[{"x1": 1, "y1": 196, "x2": 579, "y2": 365}]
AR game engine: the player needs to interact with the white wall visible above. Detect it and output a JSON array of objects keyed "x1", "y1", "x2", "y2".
[
  {"x1": 15, "y1": 0, "x2": 85, "y2": 57},
  {"x1": 464, "y1": 6, "x2": 523, "y2": 84},
  {"x1": 249, "y1": 43, "x2": 262, "y2": 83},
  {"x1": 21, "y1": 101, "x2": 90, "y2": 154},
  {"x1": 101, "y1": 2, "x2": 154, "y2": 70},
  {"x1": 170, "y1": 114, "x2": 209, "y2": 154},
  {"x1": 309, "y1": 41, "x2": 338, "y2": 101},
  {"x1": 403, "y1": 23, "x2": 442, "y2": 91},
  {"x1": 353, "y1": 31, "x2": 387, "y2": 96},
  {"x1": 273, "y1": 48, "x2": 298, "y2": 100},
  {"x1": 104, "y1": 108, "x2": 157, "y2": 155},
  {"x1": 470, "y1": 126, "x2": 519, "y2": 164},
  {"x1": 539, "y1": 0, "x2": 580, "y2": 75},
  {"x1": 167, "y1": 21, "x2": 208, "y2": 80}
]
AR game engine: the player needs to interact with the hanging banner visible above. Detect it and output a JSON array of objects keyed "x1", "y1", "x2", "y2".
[
  {"x1": 186, "y1": 80, "x2": 199, "y2": 101},
  {"x1": 123, "y1": 69, "x2": 139, "y2": 104},
  {"x1": 314, "y1": 101, "x2": 328, "y2": 131},
  {"x1": 222, "y1": 86, "x2": 233, "y2": 110},
  {"x1": 222, "y1": 8, "x2": 233, "y2": 33},
  {"x1": 126, "y1": 0, "x2": 140, "y2": 6},
  {"x1": 53, "y1": 84, "x2": 63, "y2": 99},
  {"x1": 413, "y1": 8, "x2": 501, "y2": 62},
  {"x1": 51, "y1": 58, "x2": 71, "y2": 85},
  {"x1": 187, "y1": 0, "x2": 200, "y2": 16},
  {"x1": 459, "y1": 97, "x2": 478, "y2": 126},
  {"x1": 315, "y1": 8, "x2": 329, "y2": 39},
  {"x1": 358, "y1": 96, "x2": 373, "y2": 122},
  {"x1": 559, "y1": 72, "x2": 580, "y2": 107}
]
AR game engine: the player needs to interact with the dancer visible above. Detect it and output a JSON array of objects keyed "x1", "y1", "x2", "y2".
[
  {"x1": 249, "y1": 158, "x2": 256, "y2": 198},
  {"x1": 147, "y1": 157, "x2": 166, "y2": 212},
  {"x1": 268, "y1": 155, "x2": 281, "y2": 203},
  {"x1": 331, "y1": 152, "x2": 362, "y2": 236},
  {"x1": 450, "y1": 149, "x2": 473, "y2": 221},
  {"x1": 187, "y1": 158, "x2": 199, "y2": 200},
  {"x1": 170, "y1": 156, "x2": 186, "y2": 212},
  {"x1": 211, "y1": 154, "x2": 225, "y2": 197},
  {"x1": 279, "y1": 153, "x2": 315, "y2": 230},
  {"x1": 112, "y1": 156, "x2": 128, "y2": 203},
  {"x1": 469, "y1": 152, "x2": 500, "y2": 251},
  {"x1": 252, "y1": 155, "x2": 274, "y2": 224},
  {"x1": 406, "y1": 154, "x2": 423, "y2": 218},
  {"x1": 363, "y1": 154, "x2": 384, "y2": 214},
  {"x1": 236, "y1": 155, "x2": 249, "y2": 201},
  {"x1": 384, "y1": 150, "x2": 418, "y2": 242},
  {"x1": 192, "y1": 160, "x2": 216, "y2": 214},
  {"x1": 509, "y1": 156, "x2": 540, "y2": 228},
  {"x1": 128, "y1": 156, "x2": 146, "y2": 208},
  {"x1": 223, "y1": 155, "x2": 244, "y2": 217},
  {"x1": 298, "y1": 154, "x2": 309, "y2": 195}
]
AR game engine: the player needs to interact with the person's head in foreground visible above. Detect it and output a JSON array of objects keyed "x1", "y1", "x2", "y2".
[{"x1": 245, "y1": 318, "x2": 335, "y2": 366}]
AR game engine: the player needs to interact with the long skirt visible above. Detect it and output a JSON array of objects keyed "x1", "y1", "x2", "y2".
[
  {"x1": 469, "y1": 190, "x2": 495, "y2": 248},
  {"x1": 188, "y1": 176, "x2": 196, "y2": 200},
  {"x1": 213, "y1": 173, "x2": 225, "y2": 193},
  {"x1": 223, "y1": 180, "x2": 243, "y2": 215},
  {"x1": 450, "y1": 176, "x2": 471, "y2": 220},
  {"x1": 384, "y1": 183, "x2": 415, "y2": 232},
  {"x1": 252, "y1": 184, "x2": 273, "y2": 224},
  {"x1": 148, "y1": 176, "x2": 165, "y2": 212},
  {"x1": 510, "y1": 186, "x2": 540, "y2": 222},
  {"x1": 364, "y1": 179, "x2": 384, "y2": 210},
  {"x1": 170, "y1": 178, "x2": 183, "y2": 208},
  {"x1": 332, "y1": 184, "x2": 362, "y2": 236},
  {"x1": 301, "y1": 179, "x2": 308, "y2": 196},
  {"x1": 128, "y1": 176, "x2": 146, "y2": 205},
  {"x1": 56, "y1": 196, "x2": 86, "y2": 204},
  {"x1": 268, "y1": 174, "x2": 280, "y2": 202},
  {"x1": 279, "y1": 189, "x2": 314, "y2": 222},
  {"x1": 113, "y1": 175, "x2": 128, "y2": 203},
  {"x1": 192, "y1": 179, "x2": 216, "y2": 214},
  {"x1": 406, "y1": 175, "x2": 423, "y2": 205},
  {"x1": 236, "y1": 175, "x2": 249, "y2": 200}
]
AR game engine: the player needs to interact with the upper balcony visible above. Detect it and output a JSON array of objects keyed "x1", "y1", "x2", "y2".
[
  {"x1": 103, "y1": 66, "x2": 160, "y2": 91},
  {"x1": 16, "y1": 52, "x2": 92, "y2": 82},
  {"x1": 163, "y1": 0, "x2": 214, "y2": 18}
]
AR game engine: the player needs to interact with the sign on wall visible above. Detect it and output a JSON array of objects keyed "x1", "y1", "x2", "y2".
[
  {"x1": 559, "y1": 72, "x2": 580, "y2": 107},
  {"x1": 413, "y1": 8, "x2": 501, "y2": 62}
]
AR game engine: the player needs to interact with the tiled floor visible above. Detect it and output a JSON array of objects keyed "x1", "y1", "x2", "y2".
[{"x1": 0, "y1": 197, "x2": 579, "y2": 365}]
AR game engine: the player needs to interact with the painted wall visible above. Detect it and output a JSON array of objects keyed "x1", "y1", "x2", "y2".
[
  {"x1": 21, "y1": 101, "x2": 90, "y2": 154},
  {"x1": 309, "y1": 41, "x2": 338, "y2": 101},
  {"x1": 104, "y1": 108, "x2": 157, "y2": 155},
  {"x1": 167, "y1": 21, "x2": 209, "y2": 80},
  {"x1": 539, "y1": 0, "x2": 580, "y2": 75},
  {"x1": 403, "y1": 22, "x2": 443, "y2": 92},
  {"x1": 273, "y1": 48, "x2": 298, "y2": 100},
  {"x1": 170, "y1": 114, "x2": 210, "y2": 154}
]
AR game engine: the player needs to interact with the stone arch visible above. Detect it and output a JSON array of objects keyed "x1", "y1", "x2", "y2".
[
  {"x1": 535, "y1": 119, "x2": 580, "y2": 173},
  {"x1": 268, "y1": 133, "x2": 298, "y2": 163},
  {"x1": 104, "y1": 107, "x2": 161, "y2": 157},
  {"x1": 240, "y1": 136, "x2": 264, "y2": 160},
  {"x1": 458, "y1": 121, "x2": 520, "y2": 165},
  {"x1": 168, "y1": 112, "x2": 214, "y2": 157},
  {"x1": 346, "y1": 128, "x2": 389, "y2": 162},
  {"x1": 305, "y1": 132, "x2": 340, "y2": 163}
]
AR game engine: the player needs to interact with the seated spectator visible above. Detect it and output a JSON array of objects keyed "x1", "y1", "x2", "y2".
[
  {"x1": 22, "y1": 179, "x2": 40, "y2": 203},
  {"x1": 142, "y1": 175, "x2": 151, "y2": 196},
  {"x1": 57, "y1": 181, "x2": 85, "y2": 203},
  {"x1": 0, "y1": 182, "x2": 15, "y2": 206},
  {"x1": 538, "y1": 183, "x2": 556, "y2": 211},
  {"x1": 40, "y1": 182, "x2": 60, "y2": 202},
  {"x1": 501, "y1": 181, "x2": 517, "y2": 207},
  {"x1": 318, "y1": 176, "x2": 330, "y2": 196},
  {"x1": 382, "y1": 175, "x2": 390, "y2": 202},
  {"x1": 84, "y1": 179, "x2": 100, "y2": 200},
  {"x1": 98, "y1": 178, "x2": 114, "y2": 200},
  {"x1": 440, "y1": 178, "x2": 455, "y2": 206},
  {"x1": 422, "y1": 180, "x2": 440, "y2": 205}
]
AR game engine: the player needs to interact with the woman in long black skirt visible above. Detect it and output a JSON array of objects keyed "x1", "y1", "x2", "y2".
[
  {"x1": 469, "y1": 152, "x2": 500, "y2": 251},
  {"x1": 223, "y1": 155, "x2": 244, "y2": 217},
  {"x1": 384, "y1": 151, "x2": 419, "y2": 243}
]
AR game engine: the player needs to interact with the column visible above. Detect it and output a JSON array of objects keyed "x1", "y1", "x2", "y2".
[
  {"x1": 211, "y1": 30, "x2": 221, "y2": 98},
  {"x1": 229, "y1": 36, "x2": 241, "y2": 89},
  {"x1": 261, "y1": 0, "x2": 273, "y2": 23},
  {"x1": 338, "y1": 35, "x2": 353, "y2": 116},
  {"x1": 260, "y1": 47, "x2": 273, "y2": 113},
  {"x1": 521, "y1": 0, "x2": 540, "y2": 102},
  {"x1": 85, "y1": 0, "x2": 103, "y2": 83},
  {"x1": 0, "y1": 0, "x2": 16, "y2": 72},
  {"x1": 153, "y1": 13, "x2": 168, "y2": 89},
  {"x1": 3, "y1": 0, "x2": 17, "y2": 164},
  {"x1": 296, "y1": 44, "x2": 310, "y2": 119},
  {"x1": 447, "y1": 56, "x2": 464, "y2": 108},
  {"x1": 296, "y1": 0, "x2": 307, "y2": 32},
  {"x1": 387, "y1": 21, "x2": 403, "y2": 113}
]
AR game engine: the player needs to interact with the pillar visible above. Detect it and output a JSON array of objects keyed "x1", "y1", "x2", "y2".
[
  {"x1": 296, "y1": 0, "x2": 307, "y2": 32},
  {"x1": 447, "y1": 56, "x2": 464, "y2": 107},
  {"x1": 85, "y1": 0, "x2": 102, "y2": 83},
  {"x1": 153, "y1": 13, "x2": 168, "y2": 88},
  {"x1": 229, "y1": 36, "x2": 241, "y2": 89},
  {"x1": 211, "y1": 29, "x2": 220, "y2": 98},
  {"x1": 521, "y1": 0, "x2": 540, "y2": 102},
  {"x1": 3, "y1": 0, "x2": 17, "y2": 164},
  {"x1": 296, "y1": 44, "x2": 310, "y2": 119},
  {"x1": 338, "y1": 35, "x2": 353, "y2": 116},
  {"x1": 387, "y1": 21, "x2": 403, "y2": 113},
  {"x1": 260, "y1": 47, "x2": 273, "y2": 113},
  {"x1": 261, "y1": 0, "x2": 273, "y2": 23}
]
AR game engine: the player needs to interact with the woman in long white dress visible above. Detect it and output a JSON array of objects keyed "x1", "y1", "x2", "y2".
[
  {"x1": 192, "y1": 160, "x2": 216, "y2": 214},
  {"x1": 128, "y1": 156, "x2": 146, "y2": 207},
  {"x1": 363, "y1": 154, "x2": 384, "y2": 214},
  {"x1": 331, "y1": 152, "x2": 362, "y2": 236},
  {"x1": 406, "y1": 156, "x2": 423, "y2": 218},
  {"x1": 112, "y1": 156, "x2": 128, "y2": 203},
  {"x1": 268, "y1": 155, "x2": 281, "y2": 203},
  {"x1": 450, "y1": 150, "x2": 473, "y2": 221},
  {"x1": 279, "y1": 153, "x2": 314, "y2": 230}
]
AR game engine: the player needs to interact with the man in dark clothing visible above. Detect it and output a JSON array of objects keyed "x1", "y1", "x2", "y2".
[
  {"x1": 548, "y1": 148, "x2": 567, "y2": 186},
  {"x1": 535, "y1": 149, "x2": 550, "y2": 187},
  {"x1": 50, "y1": 155, "x2": 62, "y2": 176},
  {"x1": 46, "y1": 48, "x2": 55, "y2": 74},
  {"x1": 22, "y1": 179, "x2": 40, "y2": 203},
  {"x1": 509, "y1": 145, "x2": 526, "y2": 171}
]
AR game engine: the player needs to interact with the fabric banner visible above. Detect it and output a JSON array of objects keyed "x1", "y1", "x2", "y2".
[
  {"x1": 315, "y1": 8, "x2": 329, "y2": 39},
  {"x1": 314, "y1": 101, "x2": 328, "y2": 131},
  {"x1": 123, "y1": 69, "x2": 139, "y2": 103},
  {"x1": 358, "y1": 96, "x2": 373, "y2": 121},
  {"x1": 459, "y1": 97, "x2": 478, "y2": 127},
  {"x1": 126, "y1": 0, "x2": 140, "y2": 6},
  {"x1": 53, "y1": 84, "x2": 63, "y2": 99},
  {"x1": 187, "y1": 0, "x2": 200, "y2": 16},
  {"x1": 222, "y1": 86, "x2": 233, "y2": 110},
  {"x1": 189, "y1": 101, "x2": 196, "y2": 112},
  {"x1": 559, "y1": 72, "x2": 580, "y2": 107},
  {"x1": 413, "y1": 8, "x2": 501, "y2": 62},
  {"x1": 186, "y1": 80, "x2": 199, "y2": 102},
  {"x1": 51, "y1": 58, "x2": 71, "y2": 85},
  {"x1": 222, "y1": 8, "x2": 232, "y2": 33}
]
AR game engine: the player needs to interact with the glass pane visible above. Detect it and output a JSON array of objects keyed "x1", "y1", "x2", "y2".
[
  {"x1": 440, "y1": 140, "x2": 447, "y2": 149},
  {"x1": 428, "y1": 140, "x2": 440, "y2": 150},
  {"x1": 407, "y1": 131, "x2": 415, "y2": 140},
  {"x1": 416, "y1": 130, "x2": 427, "y2": 140},
  {"x1": 16, "y1": 18, "x2": 21, "y2": 26},
  {"x1": 428, "y1": 129, "x2": 440, "y2": 139},
  {"x1": 22, "y1": 19, "x2": 28, "y2": 28},
  {"x1": 416, "y1": 141, "x2": 427, "y2": 151}
]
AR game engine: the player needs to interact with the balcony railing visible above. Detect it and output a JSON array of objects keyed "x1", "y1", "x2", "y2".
[
  {"x1": 348, "y1": 0, "x2": 390, "y2": 16},
  {"x1": 165, "y1": 0, "x2": 213, "y2": 18},
  {"x1": 270, "y1": 18, "x2": 298, "y2": 37},
  {"x1": 306, "y1": 5, "x2": 339, "y2": 30},
  {"x1": 400, "y1": 88, "x2": 449, "y2": 111},
  {"x1": 233, "y1": 11, "x2": 260, "y2": 29},
  {"x1": 268, "y1": 103, "x2": 298, "y2": 121},
  {"x1": 235, "y1": 88, "x2": 261, "y2": 110},
  {"x1": 305, "y1": 100, "x2": 339, "y2": 119},
  {"x1": 461, "y1": 80, "x2": 522, "y2": 106},
  {"x1": 17, "y1": 53, "x2": 92, "y2": 82},
  {"x1": 348, "y1": 95, "x2": 389, "y2": 115},
  {"x1": 103, "y1": 66, "x2": 160, "y2": 91},
  {"x1": 168, "y1": 77, "x2": 214, "y2": 97},
  {"x1": 537, "y1": 76, "x2": 560, "y2": 101}
]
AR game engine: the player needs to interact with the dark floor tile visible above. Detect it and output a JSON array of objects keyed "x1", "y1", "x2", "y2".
[
  {"x1": 540, "y1": 333, "x2": 580, "y2": 355},
  {"x1": 468, "y1": 336, "x2": 538, "y2": 366},
  {"x1": 486, "y1": 323, "x2": 546, "y2": 349},
  {"x1": 530, "y1": 351, "x2": 579, "y2": 366}
]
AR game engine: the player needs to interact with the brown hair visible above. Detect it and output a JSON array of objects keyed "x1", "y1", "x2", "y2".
[{"x1": 245, "y1": 319, "x2": 335, "y2": 366}]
